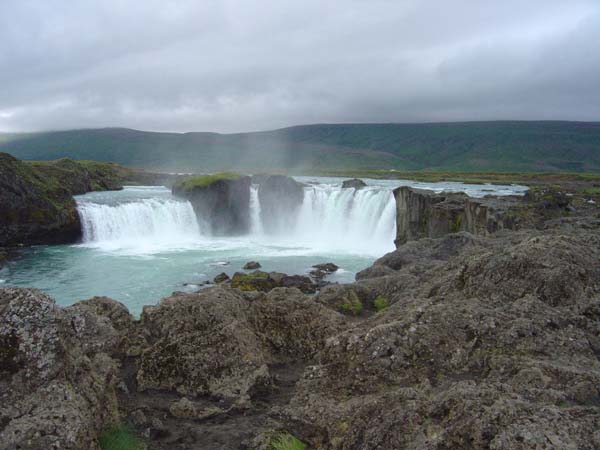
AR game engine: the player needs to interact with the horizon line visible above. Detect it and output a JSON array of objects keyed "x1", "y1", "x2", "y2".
[{"x1": 2, "y1": 119, "x2": 600, "y2": 136}]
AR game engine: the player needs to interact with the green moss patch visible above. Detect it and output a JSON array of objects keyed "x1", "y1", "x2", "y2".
[
  {"x1": 174, "y1": 172, "x2": 242, "y2": 191},
  {"x1": 374, "y1": 296, "x2": 390, "y2": 312},
  {"x1": 231, "y1": 270, "x2": 277, "y2": 292},
  {"x1": 269, "y1": 432, "x2": 307, "y2": 450},
  {"x1": 98, "y1": 426, "x2": 143, "y2": 450},
  {"x1": 339, "y1": 290, "x2": 363, "y2": 316}
]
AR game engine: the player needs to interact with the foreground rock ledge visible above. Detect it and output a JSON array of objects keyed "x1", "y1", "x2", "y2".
[{"x1": 2, "y1": 227, "x2": 600, "y2": 449}]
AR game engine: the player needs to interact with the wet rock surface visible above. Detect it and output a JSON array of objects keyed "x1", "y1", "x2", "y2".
[
  {"x1": 213, "y1": 272, "x2": 230, "y2": 284},
  {"x1": 309, "y1": 262, "x2": 339, "y2": 285},
  {"x1": 254, "y1": 174, "x2": 305, "y2": 234},
  {"x1": 341, "y1": 178, "x2": 367, "y2": 189},
  {"x1": 2, "y1": 187, "x2": 600, "y2": 449},
  {"x1": 172, "y1": 175, "x2": 252, "y2": 235},
  {"x1": 230, "y1": 270, "x2": 317, "y2": 294}
]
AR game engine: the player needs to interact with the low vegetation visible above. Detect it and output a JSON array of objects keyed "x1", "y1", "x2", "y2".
[
  {"x1": 98, "y1": 426, "x2": 143, "y2": 450},
  {"x1": 268, "y1": 432, "x2": 307, "y2": 450},
  {"x1": 231, "y1": 270, "x2": 277, "y2": 292},
  {"x1": 174, "y1": 172, "x2": 242, "y2": 191},
  {"x1": 339, "y1": 290, "x2": 363, "y2": 315},
  {"x1": 315, "y1": 168, "x2": 600, "y2": 185},
  {"x1": 374, "y1": 295, "x2": 390, "y2": 312},
  {"x1": 4, "y1": 122, "x2": 600, "y2": 172}
]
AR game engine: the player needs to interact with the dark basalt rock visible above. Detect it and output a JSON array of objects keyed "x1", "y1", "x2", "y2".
[
  {"x1": 279, "y1": 274, "x2": 316, "y2": 294},
  {"x1": 312, "y1": 262, "x2": 339, "y2": 273},
  {"x1": 173, "y1": 175, "x2": 252, "y2": 235},
  {"x1": 0, "y1": 153, "x2": 128, "y2": 247},
  {"x1": 230, "y1": 270, "x2": 318, "y2": 294},
  {"x1": 0, "y1": 153, "x2": 82, "y2": 246},
  {"x1": 243, "y1": 261, "x2": 261, "y2": 270},
  {"x1": 393, "y1": 186, "x2": 523, "y2": 246},
  {"x1": 254, "y1": 175, "x2": 305, "y2": 234},
  {"x1": 309, "y1": 262, "x2": 339, "y2": 285},
  {"x1": 341, "y1": 178, "x2": 367, "y2": 189},
  {"x1": 213, "y1": 272, "x2": 230, "y2": 284}
]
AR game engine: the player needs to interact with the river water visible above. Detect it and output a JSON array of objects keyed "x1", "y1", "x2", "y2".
[{"x1": 0, "y1": 176, "x2": 527, "y2": 315}]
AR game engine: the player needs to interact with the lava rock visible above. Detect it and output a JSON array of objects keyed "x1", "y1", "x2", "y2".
[
  {"x1": 213, "y1": 272, "x2": 230, "y2": 284},
  {"x1": 136, "y1": 286, "x2": 344, "y2": 401},
  {"x1": 342, "y1": 178, "x2": 367, "y2": 189},
  {"x1": 172, "y1": 174, "x2": 252, "y2": 235},
  {"x1": 279, "y1": 274, "x2": 317, "y2": 294},
  {"x1": 0, "y1": 288, "x2": 123, "y2": 450},
  {"x1": 281, "y1": 229, "x2": 600, "y2": 449},
  {"x1": 231, "y1": 271, "x2": 278, "y2": 292},
  {"x1": 312, "y1": 262, "x2": 339, "y2": 273},
  {"x1": 254, "y1": 175, "x2": 305, "y2": 234},
  {"x1": 0, "y1": 153, "x2": 127, "y2": 247},
  {"x1": 309, "y1": 262, "x2": 339, "y2": 285},
  {"x1": 243, "y1": 261, "x2": 262, "y2": 270}
]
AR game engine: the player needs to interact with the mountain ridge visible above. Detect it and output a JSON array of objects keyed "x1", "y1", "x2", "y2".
[{"x1": 1, "y1": 121, "x2": 599, "y2": 172}]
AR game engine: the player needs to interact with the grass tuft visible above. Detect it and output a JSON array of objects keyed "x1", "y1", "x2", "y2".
[
  {"x1": 269, "y1": 432, "x2": 307, "y2": 450},
  {"x1": 339, "y1": 290, "x2": 363, "y2": 315},
  {"x1": 374, "y1": 296, "x2": 390, "y2": 312}
]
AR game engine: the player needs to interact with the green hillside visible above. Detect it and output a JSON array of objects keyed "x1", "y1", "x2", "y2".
[{"x1": 1, "y1": 121, "x2": 599, "y2": 172}]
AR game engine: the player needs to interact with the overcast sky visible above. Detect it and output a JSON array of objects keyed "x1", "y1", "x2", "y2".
[{"x1": 0, "y1": 0, "x2": 599, "y2": 133}]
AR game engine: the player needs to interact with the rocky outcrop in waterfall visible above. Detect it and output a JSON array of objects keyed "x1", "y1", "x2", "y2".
[
  {"x1": 393, "y1": 186, "x2": 526, "y2": 246},
  {"x1": 173, "y1": 174, "x2": 252, "y2": 235},
  {"x1": 341, "y1": 178, "x2": 366, "y2": 189},
  {"x1": 253, "y1": 174, "x2": 304, "y2": 234}
]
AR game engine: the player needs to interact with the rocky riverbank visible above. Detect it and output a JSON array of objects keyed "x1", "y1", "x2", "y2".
[{"x1": 2, "y1": 187, "x2": 599, "y2": 448}]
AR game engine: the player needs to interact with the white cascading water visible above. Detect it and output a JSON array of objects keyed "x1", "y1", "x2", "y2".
[
  {"x1": 75, "y1": 184, "x2": 397, "y2": 255},
  {"x1": 77, "y1": 198, "x2": 201, "y2": 251},
  {"x1": 249, "y1": 185, "x2": 263, "y2": 235},
  {"x1": 283, "y1": 186, "x2": 397, "y2": 254}
]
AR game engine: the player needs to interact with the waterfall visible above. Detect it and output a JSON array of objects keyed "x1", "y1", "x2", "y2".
[
  {"x1": 74, "y1": 184, "x2": 397, "y2": 255},
  {"x1": 288, "y1": 186, "x2": 396, "y2": 254},
  {"x1": 77, "y1": 197, "x2": 201, "y2": 251},
  {"x1": 249, "y1": 185, "x2": 263, "y2": 235}
]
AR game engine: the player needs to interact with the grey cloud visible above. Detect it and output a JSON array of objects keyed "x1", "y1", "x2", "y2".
[{"x1": 0, "y1": 0, "x2": 599, "y2": 132}]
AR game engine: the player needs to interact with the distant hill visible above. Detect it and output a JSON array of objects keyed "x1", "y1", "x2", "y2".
[{"x1": 1, "y1": 121, "x2": 600, "y2": 172}]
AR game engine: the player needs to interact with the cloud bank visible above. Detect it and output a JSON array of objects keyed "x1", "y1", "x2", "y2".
[{"x1": 1, "y1": 0, "x2": 599, "y2": 132}]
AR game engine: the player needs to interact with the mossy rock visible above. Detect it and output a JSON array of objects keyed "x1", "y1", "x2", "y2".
[
  {"x1": 231, "y1": 270, "x2": 278, "y2": 292},
  {"x1": 0, "y1": 152, "x2": 129, "y2": 246},
  {"x1": 98, "y1": 425, "x2": 144, "y2": 450},
  {"x1": 374, "y1": 296, "x2": 390, "y2": 312},
  {"x1": 339, "y1": 290, "x2": 363, "y2": 316},
  {"x1": 173, "y1": 172, "x2": 242, "y2": 192}
]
